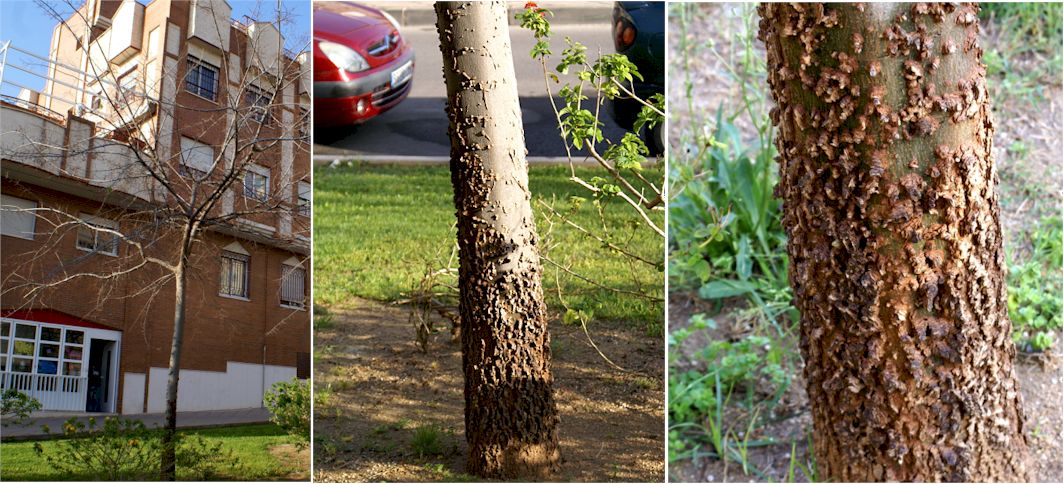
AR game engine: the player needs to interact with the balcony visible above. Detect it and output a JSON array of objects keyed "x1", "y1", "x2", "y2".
[
  {"x1": 188, "y1": 0, "x2": 232, "y2": 52},
  {"x1": 246, "y1": 21, "x2": 284, "y2": 77},
  {"x1": 1, "y1": 41, "x2": 159, "y2": 200},
  {"x1": 297, "y1": 52, "x2": 310, "y2": 94},
  {"x1": 85, "y1": 0, "x2": 144, "y2": 70},
  {"x1": 105, "y1": 0, "x2": 145, "y2": 65}
]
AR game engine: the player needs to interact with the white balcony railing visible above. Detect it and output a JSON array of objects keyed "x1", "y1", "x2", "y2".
[{"x1": 1, "y1": 371, "x2": 88, "y2": 412}]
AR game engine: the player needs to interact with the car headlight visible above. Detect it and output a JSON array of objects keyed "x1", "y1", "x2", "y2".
[
  {"x1": 318, "y1": 41, "x2": 369, "y2": 73},
  {"x1": 380, "y1": 10, "x2": 402, "y2": 33}
]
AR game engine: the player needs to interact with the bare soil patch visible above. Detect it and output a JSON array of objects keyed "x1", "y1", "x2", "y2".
[
  {"x1": 268, "y1": 443, "x2": 311, "y2": 481},
  {"x1": 313, "y1": 299, "x2": 664, "y2": 482}
]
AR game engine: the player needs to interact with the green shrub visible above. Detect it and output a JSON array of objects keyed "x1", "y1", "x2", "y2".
[
  {"x1": 264, "y1": 378, "x2": 311, "y2": 447},
  {"x1": 1, "y1": 389, "x2": 41, "y2": 427},
  {"x1": 176, "y1": 433, "x2": 244, "y2": 480},
  {"x1": 34, "y1": 417, "x2": 160, "y2": 480},
  {"x1": 32, "y1": 417, "x2": 244, "y2": 480}
]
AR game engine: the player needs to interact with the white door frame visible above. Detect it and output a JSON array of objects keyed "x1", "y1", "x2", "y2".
[{"x1": 1, "y1": 316, "x2": 121, "y2": 413}]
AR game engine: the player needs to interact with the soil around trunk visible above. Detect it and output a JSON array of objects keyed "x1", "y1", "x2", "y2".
[
  {"x1": 313, "y1": 298, "x2": 664, "y2": 482},
  {"x1": 668, "y1": 292, "x2": 1063, "y2": 483}
]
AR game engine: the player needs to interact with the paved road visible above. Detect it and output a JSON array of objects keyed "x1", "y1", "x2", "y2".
[
  {"x1": 314, "y1": 20, "x2": 628, "y2": 159},
  {"x1": 1, "y1": 408, "x2": 271, "y2": 440}
]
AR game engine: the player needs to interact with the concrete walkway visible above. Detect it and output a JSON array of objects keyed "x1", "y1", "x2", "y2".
[{"x1": 1, "y1": 407, "x2": 271, "y2": 440}]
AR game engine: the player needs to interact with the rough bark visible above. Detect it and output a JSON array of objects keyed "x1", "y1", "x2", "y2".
[
  {"x1": 759, "y1": 3, "x2": 1028, "y2": 481},
  {"x1": 435, "y1": 1, "x2": 560, "y2": 479}
]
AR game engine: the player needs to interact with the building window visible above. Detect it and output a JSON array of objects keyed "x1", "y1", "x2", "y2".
[
  {"x1": 147, "y1": 27, "x2": 160, "y2": 57},
  {"x1": 245, "y1": 86, "x2": 271, "y2": 124},
  {"x1": 1, "y1": 194, "x2": 37, "y2": 240},
  {"x1": 116, "y1": 69, "x2": 142, "y2": 108},
  {"x1": 297, "y1": 181, "x2": 310, "y2": 216},
  {"x1": 76, "y1": 214, "x2": 119, "y2": 256},
  {"x1": 280, "y1": 263, "x2": 305, "y2": 308},
  {"x1": 180, "y1": 137, "x2": 214, "y2": 179},
  {"x1": 244, "y1": 167, "x2": 270, "y2": 202},
  {"x1": 185, "y1": 56, "x2": 218, "y2": 101},
  {"x1": 219, "y1": 251, "x2": 250, "y2": 298},
  {"x1": 298, "y1": 108, "x2": 309, "y2": 141},
  {"x1": 0, "y1": 320, "x2": 85, "y2": 392}
]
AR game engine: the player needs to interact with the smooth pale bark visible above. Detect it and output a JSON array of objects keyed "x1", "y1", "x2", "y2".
[
  {"x1": 435, "y1": 1, "x2": 560, "y2": 479},
  {"x1": 759, "y1": 3, "x2": 1028, "y2": 481},
  {"x1": 160, "y1": 230, "x2": 191, "y2": 480}
]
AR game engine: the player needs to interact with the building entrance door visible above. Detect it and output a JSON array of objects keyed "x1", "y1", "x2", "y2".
[{"x1": 86, "y1": 339, "x2": 116, "y2": 412}]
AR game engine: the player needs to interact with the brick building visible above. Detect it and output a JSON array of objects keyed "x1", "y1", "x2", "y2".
[{"x1": 0, "y1": 0, "x2": 310, "y2": 414}]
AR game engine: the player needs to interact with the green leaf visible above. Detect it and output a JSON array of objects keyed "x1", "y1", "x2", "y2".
[
  {"x1": 736, "y1": 236, "x2": 752, "y2": 280},
  {"x1": 698, "y1": 279, "x2": 757, "y2": 300},
  {"x1": 530, "y1": 40, "x2": 552, "y2": 59}
]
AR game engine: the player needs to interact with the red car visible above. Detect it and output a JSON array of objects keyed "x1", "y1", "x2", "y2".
[{"x1": 313, "y1": 2, "x2": 414, "y2": 128}]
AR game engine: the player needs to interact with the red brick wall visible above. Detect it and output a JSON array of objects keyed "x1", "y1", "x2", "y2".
[{"x1": 1, "y1": 178, "x2": 309, "y2": 413}]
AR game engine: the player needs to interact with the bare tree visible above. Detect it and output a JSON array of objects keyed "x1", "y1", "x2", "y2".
[
  {"x1": 435, "y1": 1, "x2": 560, "y2": 478},
  {"x1": 1, "y1": 1, "x2": 310, "y2": 479},
  {"x1": 759, "y1": 3, "x2": 1027, "y2": 481}
]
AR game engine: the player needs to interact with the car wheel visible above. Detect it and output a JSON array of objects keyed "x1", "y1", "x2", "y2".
[{"x1": 644, "y1": 123, "x2": 665, "y2": 157}]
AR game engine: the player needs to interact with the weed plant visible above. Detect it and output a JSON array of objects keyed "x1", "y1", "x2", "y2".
[
  {"x1": 410, "y1": 425, "x2": 447, "y2": 458},
  {"x1": 1008, "y1": 214, "x2": 1063, "y2": 351},
  {"x1": 669, "y1": 313, "x2": 791, "y2": 468},
  {"x1": 666, "y1": 3, "x2": 802, "y2": 477}
]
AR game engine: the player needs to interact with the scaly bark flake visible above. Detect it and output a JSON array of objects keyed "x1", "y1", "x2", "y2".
[{"x1": 759, "y1": 3, "x2": 1028, "y2": 481}]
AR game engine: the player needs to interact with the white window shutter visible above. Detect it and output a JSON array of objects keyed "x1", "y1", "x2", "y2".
[
  {"x1": 0, "y1": 194, "x2": 37, "y2": 239},
  {"x1": 180, "y1": 137, "x2": 215, "y2": 173}
]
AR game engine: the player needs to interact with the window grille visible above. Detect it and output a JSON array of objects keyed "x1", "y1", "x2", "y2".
[
  {"x1": 245, "y1": 86, "x2": 271, "y2": 124},
  {"x1": 220, "y1": 251, "x2": 250, "y2": 298},
  {"x1": 185, "y1": 56, "x2": 219, "y2": 100},
  {"x1": 280, "y1": 264, "x2": 305, "y2": 308}
]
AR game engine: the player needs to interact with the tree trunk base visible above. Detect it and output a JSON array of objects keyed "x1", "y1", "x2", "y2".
[{"x1": 468, "y1": 442, "x2": 561, "y2": 479}]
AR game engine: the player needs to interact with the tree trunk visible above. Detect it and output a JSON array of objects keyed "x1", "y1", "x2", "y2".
[
  {"x1": 160, "y1": 235, "x2": 191, "y2": 480},
  {"x1": 435, "y1": 1, "x2": 560, "y2": 478},
  {"x1": 759, "y1": 3, "x2": 1028, "y2": 481}
]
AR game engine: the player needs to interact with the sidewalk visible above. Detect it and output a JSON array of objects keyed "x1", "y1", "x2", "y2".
[
  {"x1": 381, "y1": 1, "x2": 614, "y2": 27},
  {"x1": 1, "y1": 407, "x2": 271, "y2": 440}
]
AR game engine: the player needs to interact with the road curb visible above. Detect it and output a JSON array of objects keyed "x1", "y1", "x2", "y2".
[
  {"x1": 313, "y1": 154, "x2": 601, "y2": 166},
  {"x1": 386, "y1": 5, "x2": 613, "y2": 28}
]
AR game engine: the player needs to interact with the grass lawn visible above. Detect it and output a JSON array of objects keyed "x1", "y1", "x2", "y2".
[
  {"x1": 0, "y1": 423, "x2": 306, "y2": 481},
  {"x1": 313, "y1": 163, "x2": 664, "y2": 333}
]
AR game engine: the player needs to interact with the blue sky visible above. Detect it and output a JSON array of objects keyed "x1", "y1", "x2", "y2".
[{"x1": 1, "y1": 0, "x2": 310, "y2": 98}]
